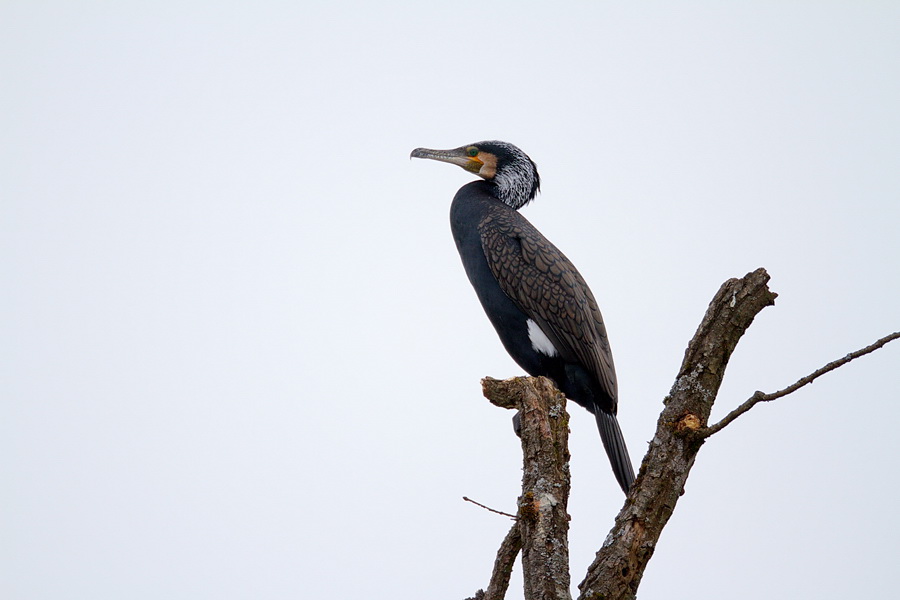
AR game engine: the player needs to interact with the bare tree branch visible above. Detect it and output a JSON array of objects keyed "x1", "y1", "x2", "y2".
[
  {"x1": 481, "y1": 376, "x2": 573, "y2": 600},
  {"x1": 700, "y1": 330, "x2": 900, "y2": 437},
  {"x1": 577, "y1": 268, "x2": 777, "y2": 600},
  {"x1": 480, "y1": 524, "x2": 523, "y2": 600}
]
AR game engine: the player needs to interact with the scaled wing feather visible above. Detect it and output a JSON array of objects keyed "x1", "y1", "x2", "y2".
[{"x1": 478, "y1": 210, "x2": 618, "y2": 407}]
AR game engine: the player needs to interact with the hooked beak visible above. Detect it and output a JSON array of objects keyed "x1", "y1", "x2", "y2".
[{"x1": 410, "y1": 146, "x2": 483, "y2": 173}]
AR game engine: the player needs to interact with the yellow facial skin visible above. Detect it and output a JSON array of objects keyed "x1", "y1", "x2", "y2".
[
  {"x1": 475, "y1": 151, "x2": 497, "y2": 180},
  {"x1": 460, "y1": 146, "x2": 499, "y2": 180}
]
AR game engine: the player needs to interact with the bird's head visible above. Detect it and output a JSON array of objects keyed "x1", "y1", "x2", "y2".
[{"x1": 411, "y1": 140, "x2": 540, "y2": 210}]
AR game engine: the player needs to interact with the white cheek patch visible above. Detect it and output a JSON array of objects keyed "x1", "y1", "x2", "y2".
[{"x1": 527, "y1": 319, "x2": 558, "y2": 357}]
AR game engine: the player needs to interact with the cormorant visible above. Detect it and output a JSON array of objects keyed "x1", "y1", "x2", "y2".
[{"x1": 411, "y1": 140, "x2": 635, "y2": 494}]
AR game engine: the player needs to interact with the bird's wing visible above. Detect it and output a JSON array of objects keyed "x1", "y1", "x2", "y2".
[{"x1": 478, "y1": 209, "x2": 618, "y2": 403}]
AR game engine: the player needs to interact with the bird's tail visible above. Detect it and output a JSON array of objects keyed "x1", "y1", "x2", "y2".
[{"x1": 594, "y1": 408, "x2": 635, "y2": 494}]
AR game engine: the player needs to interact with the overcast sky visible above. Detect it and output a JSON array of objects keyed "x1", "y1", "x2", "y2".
[{"x1": 2, "y1": 2, "x2": 899, "y2": 599}]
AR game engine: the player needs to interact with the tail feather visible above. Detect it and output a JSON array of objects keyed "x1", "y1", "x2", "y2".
[{"x1": 594, "y1": 408, "x2": 635, "y2": 494}]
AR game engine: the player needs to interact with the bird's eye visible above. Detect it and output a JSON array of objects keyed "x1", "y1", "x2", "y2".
[{"x1": 466, "y1": 147, "x2": 479, "y2": 157}]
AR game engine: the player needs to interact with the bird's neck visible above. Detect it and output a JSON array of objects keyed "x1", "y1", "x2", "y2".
[{"x1": 492, "y1": 168, "x2": 537, "y2": 210}]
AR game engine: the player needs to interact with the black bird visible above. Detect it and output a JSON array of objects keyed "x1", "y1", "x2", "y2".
[{"x1": 411, "y1": 140, "x2": 635, "y2": 494}]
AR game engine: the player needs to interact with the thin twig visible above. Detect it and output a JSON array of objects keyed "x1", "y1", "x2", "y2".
[
  {"x1": 701, "y1": 331, "x2": 900, "y2": 438},
  {"x1": 463, "y1": 496, "x2": 517, "y2": 520}
]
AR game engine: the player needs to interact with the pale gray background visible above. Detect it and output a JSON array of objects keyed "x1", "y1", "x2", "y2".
[{"x1": 2, "y1": 2, "x2": 898, "y2": 599}]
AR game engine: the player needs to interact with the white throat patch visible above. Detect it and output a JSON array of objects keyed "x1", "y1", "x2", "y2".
[{"x1": 527, "y1": 319, "x2": 558, "y2": 357}]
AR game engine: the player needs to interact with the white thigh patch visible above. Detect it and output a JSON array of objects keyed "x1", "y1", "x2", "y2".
[{"x1": 527, "y1": 319, "x2": 558, "y2": 357}]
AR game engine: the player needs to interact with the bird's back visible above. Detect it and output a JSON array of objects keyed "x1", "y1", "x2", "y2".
[{"x1": 450, "y1": 181, "x2": 618, "y2": 415}]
